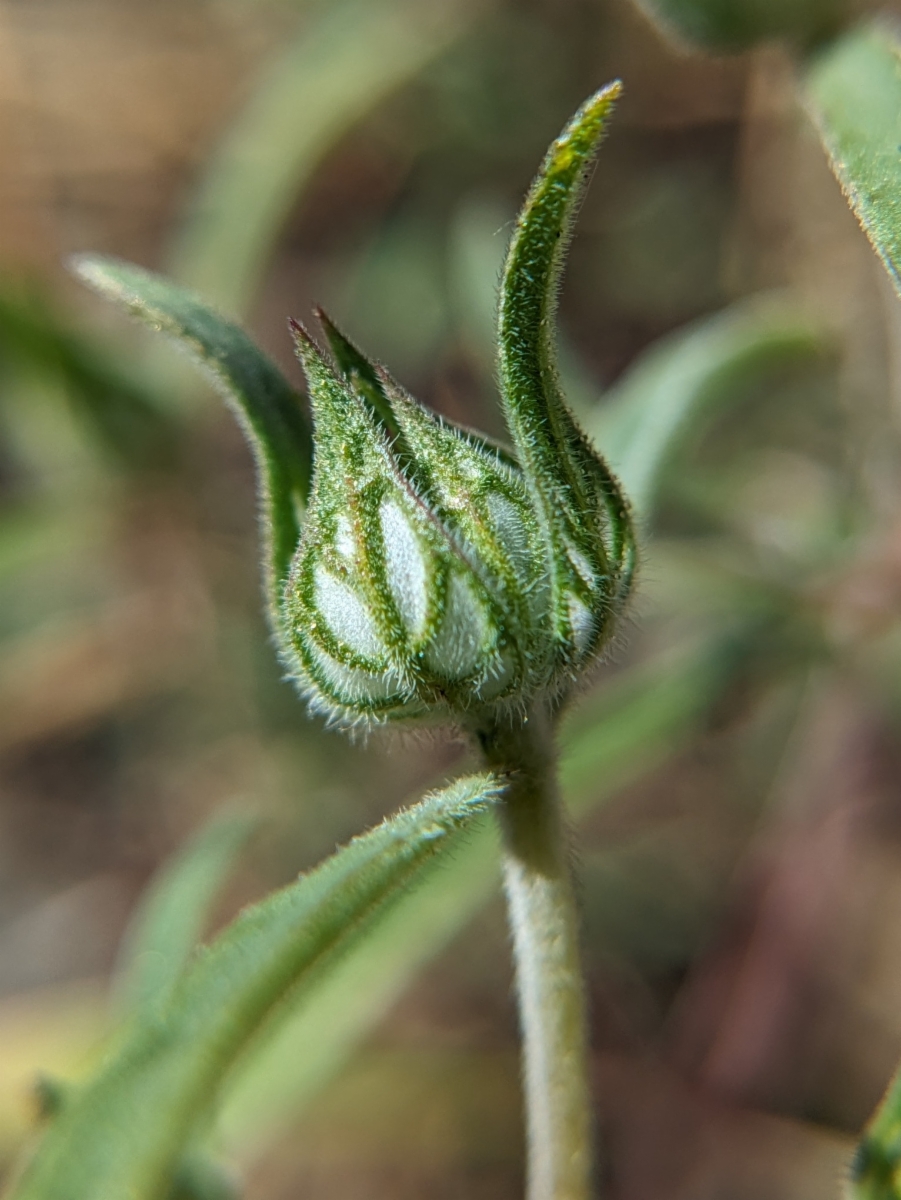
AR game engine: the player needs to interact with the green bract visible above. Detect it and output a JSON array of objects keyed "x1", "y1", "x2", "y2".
[
  {"x1": 73, "y1": 84, "x2": 635, "y2": 731},
  {"x1": 283, "y1": 83, "x2": 635, "y2": 727}
]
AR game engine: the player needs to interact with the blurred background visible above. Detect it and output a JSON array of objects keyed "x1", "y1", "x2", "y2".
[{"x1": 3, "y1": 0, "x2": 901, "y2": 1196}]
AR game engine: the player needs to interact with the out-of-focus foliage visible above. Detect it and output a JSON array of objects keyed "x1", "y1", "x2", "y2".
[
  {"x1": 807, "y1": 24, "x2": 901, "y2": 299},
  {"x1": 169, "y1": 0, "x2": 475, "y2": 320},
  {"x1": 4, "y1": 0, "x2": 901, "y2": 1196},
  {"x1": 9, "y1": 777, "x2": 498, "y2": 1200},
  {"x1": 635, "y1": 0, "x2": 852, "y2": 51}
]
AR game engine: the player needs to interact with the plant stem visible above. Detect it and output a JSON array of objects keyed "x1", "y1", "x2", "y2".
[{"x1": 476, "y1": 704, "x2": 594, "y2": 1200}]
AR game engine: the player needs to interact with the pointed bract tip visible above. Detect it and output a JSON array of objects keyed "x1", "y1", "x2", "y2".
[
  {"x1": 288, "y1": 317, "x2": 324, "y2": 362},
  {"x1": 313, "y1": 306, "x2": 346, "y2": 346}
]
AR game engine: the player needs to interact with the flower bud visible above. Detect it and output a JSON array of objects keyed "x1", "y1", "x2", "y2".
[
  {"x1": 277, "y1": 82, "x2": 635, "y2": 729},
  {"x1": 283, "y1": 323, "x2": 549, "y2": 726}
]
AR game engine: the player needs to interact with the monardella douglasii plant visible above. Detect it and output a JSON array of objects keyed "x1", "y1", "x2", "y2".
[{"x1": 63, "y1": 84, "x2": 635, "y2": 1200}]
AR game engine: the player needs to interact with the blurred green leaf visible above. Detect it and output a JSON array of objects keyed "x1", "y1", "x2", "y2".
[
  {"x1": 168, "y1": 1154, "x2": 237, "y2": 1200},
  {"x1": 8, "y1": 774, "x2": 499, "y2": 1200},
  {"x1": 169, "y1": 0, "x2": 476, "y2": 319},
  {"x1": 0, "y1": 286, "x2": 176, "y2": 469},
  {"x1": 560, "y1": 642, "x2": 730, "y2": 808},
  {"x1": 70, "y1": 255, "x2": 311, "y2": 624},
  {"x1": 212, "y1": 634, "x2": 733, "y2": 1161},
  {"x1": 807, "y1": 23, "x2": 901, "y2": 300},
  {"x1": 634, "y1": 0, "x2": 849, "y2": 52},
  {"x1": 848, "y1": 1057, "x2": 901, "y2": 1198},
  {"x1": 587, "y1": 299, "x2": 829, "y2": 519},
  {"x1": 114, "y1": 810, "x2": 257, "y2": 1020},
  {"x1": 216, "y1": 817, "x2": 502, "y2": 1156}
]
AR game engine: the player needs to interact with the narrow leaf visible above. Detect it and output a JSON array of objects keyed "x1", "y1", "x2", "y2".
[
  {"x1": 215, "y1": 822, "x2": 501, "y2": 1155},
  {"x1": 8, "y1": 774, "x2": 499, "y2": 1200},
  {"x1": 806, "y1": 23, "x2": 901, "y2": 299},
  {"x1": 168, "y1": 0, "x2": 474, "y2": 318},
  {"x1": 0, "y1": 286, "x2": 177, "y2": 469},
  {"x1": 634, "y1": 0, "x2": 848, "y2": 52},
  {"x1": 69, "y1": 255, "x2": 311, "y2": 627},
  {"x1": 114, "y1": 810, "x2": 257, "y2": 1019},
  {"x1": 587, "y1": 299, "x2": 829, "y2": 519}
]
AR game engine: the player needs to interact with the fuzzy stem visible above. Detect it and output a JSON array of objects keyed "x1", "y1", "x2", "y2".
[{"x1": 477, "y1": 706, "x2": 594, "y2": 1200}]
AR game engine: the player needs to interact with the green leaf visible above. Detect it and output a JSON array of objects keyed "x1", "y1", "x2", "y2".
[
  {"x1": 215, "y1": 819, "x2": 502, "y2": 1156},
  {"x1": 168, "y1": 0, "x2": 474, "y2": 319},
  {"x1": 8, "y1": 773, "x2": 500, "y2": 1200},
  {"x1": 806, "y1": 23, "x2": 901, "y2": 299},
  {"x1": 69, "y1": 255, "x2": 311, "y2": 631},
  {"x1": 209, "y1": 634, "x2": 734, "y2": 1161},
  {"x1": 0, "y1": 284, "x2": 176, "y2": 469},
  {"x1": 634, "y1": 0, "x2": 849, "y2": 52},
  {"x1": 114, "y1": 810, "x2": 257, "y2": 1019},
  {"x1": 848, "y1": 1058, "x2": 901, "y2": 1198},
  {"x1": 587, "y1": 298, "x2": 830, "y2": 519}
]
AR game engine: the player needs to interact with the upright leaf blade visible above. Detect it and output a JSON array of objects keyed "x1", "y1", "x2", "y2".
[
  {"x1": 635, "y1": 0, "x2": 848, "y2": 52},
  {"x1": 69, "y1": 255, "x2": 311, "y2": 628},
  {"x1": 0, "y1": 286, "x2": 177, "y2": 469},
  {"x1": 114, "y1": 810, "x2": 257, "y2": 1019},
  {"x1": 587, "y1": 299, "x2": 829, "y2": 519},
  {"x1": 8, "y1": 774, "x2": 499, "y2": 1200},
  {"x1": 806, "y1": 23, "x2": 901, "y2": 298}
]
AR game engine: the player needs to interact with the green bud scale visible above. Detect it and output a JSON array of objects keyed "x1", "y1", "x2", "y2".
[{"x1": 278, "y1": 82, "x2": 635, "y2": 729}]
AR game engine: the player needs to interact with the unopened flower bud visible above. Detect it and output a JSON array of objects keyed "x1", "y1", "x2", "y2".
[
  {"x1": 284, "y1": 323, "x2": 548, "y2": 726},
  {"x1": 277, "y1": 82, "x2": 636, "y2": 729}
]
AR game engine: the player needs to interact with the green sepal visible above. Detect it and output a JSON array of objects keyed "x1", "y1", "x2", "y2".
[
  {"x1": 497, "y1": 84, "x2": 635, "y2": 669},
  {"x1": 315, "y1": 306, "x2": 403, "y2": 442},
  {"x1": 69, "y1": 255, "x2": 312, "y2": 639},
  {"x1": 317, "y1": 307, "x2": 520, "y2": 470}
]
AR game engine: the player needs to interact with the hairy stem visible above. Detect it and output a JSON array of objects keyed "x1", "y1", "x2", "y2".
[{"x1": 477, "y1": 706, "x2": 594, "y2": 1200}]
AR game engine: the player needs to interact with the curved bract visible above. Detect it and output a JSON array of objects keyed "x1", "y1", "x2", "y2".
[
  {"x1": 635, "y1": 0, "x2": 849, "y2": 52},
  {"x1": 497, "y1": 83, "x2": 635, "y2": 680}
]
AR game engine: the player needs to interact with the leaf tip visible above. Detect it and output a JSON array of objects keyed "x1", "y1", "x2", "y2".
[{"x1": 67, "y1": 252, "x2": 115, "y2": 296}]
